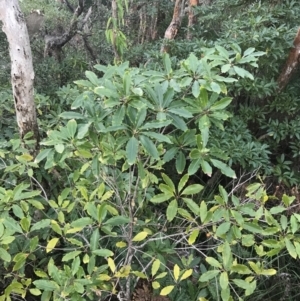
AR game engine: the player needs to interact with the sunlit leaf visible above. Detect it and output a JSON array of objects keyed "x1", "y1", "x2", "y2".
[{"x1": 46, "y1": 238, "x2": 59, "y2": 253}]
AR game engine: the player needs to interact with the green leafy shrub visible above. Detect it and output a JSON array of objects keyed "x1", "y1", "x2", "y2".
[{"x1": 2, "y1": 47, "x2": 300, "y2": 301}]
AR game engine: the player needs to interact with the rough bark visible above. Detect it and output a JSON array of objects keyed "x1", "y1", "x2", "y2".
[
  {"x1": 277, "y1": 27, "x2": 300, "y2": 91},
  {"x1": 0, "y1": 0, "x2": 39, "y2": 152},
  {"x1": 161, "y1": 0, "x2": 185, "y2": 53},
  {"x1": 44, "y1": 0, "x2": 86, "y2": 61},
  {"x1": 187, "y1": 0, "x2": 198, "y2": 40}
]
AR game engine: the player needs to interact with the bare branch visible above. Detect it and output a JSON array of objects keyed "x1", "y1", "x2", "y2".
[
  {"x1": 64, "y1": 0, "x2": 75, "y2": 13},
  {"x1": 44, "y1": 0, "x2": 88, "y2": 60}
]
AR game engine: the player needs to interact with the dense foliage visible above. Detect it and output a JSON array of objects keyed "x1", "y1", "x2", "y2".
[{"x1": 2, "y1": 0, "x2": 300, "y2": 301}]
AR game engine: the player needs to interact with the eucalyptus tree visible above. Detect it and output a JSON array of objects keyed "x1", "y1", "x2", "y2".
[{"x1": 0, "y1": 0, "x2": 39, "y2": 153}]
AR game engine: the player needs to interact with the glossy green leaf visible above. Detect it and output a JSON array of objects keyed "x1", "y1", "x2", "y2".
[
  {"x1": 211, "y1": 159, "x2": 236, "y2": 178},
  {"x1": 62, "y1": 251, "x2": 82, "y2": 262},
  {"x1": 4, "y1": 217, "x2": 23, "y2": 233},
  {"x1": 126, "y1": 136, "x2": 139, "y2": 165},
  {"x1": 222, "y1": 242, "x2": 233, "y2": 270},
  {"x1": 199, "y1": 270, "x2": 220, "y2": 282},
  {"x1": 71, "y1": 217, "x2": 93, "y2": 228},
  {"x1": 210, "y1": 82, "x2": 221, "y2": 94},
  {"x1": 85, "y1": 71, "x2": 99, "y2": 85},
  {"x1": 92, "y1": 249, "x2": 114, "y2": 257},
  {"x1": 163, "y1": 53, "x2": 172, "y2": 74},
  {"x1": 178, "y1": 174, "x2": 189, "y2": 193},
  {"x1": 90, "y1": 229, "x2": 100, "y2": 251},
  {"x1": 200, "y1": 159, "x2": 212, "y2": 177},
  {"x1": 188, "y1": 159, "x2": 201, "y2": 175},
  {"x1": 219, "y1": 271, "x2": 229, "y2": 290},
  {"x1": 181, "y1": 184, "x2": 204, "y2": 195},
  {"x1": 33, "y1": 280, "x2": 59, "y2": 291},
  {"x1": 285, "y1": 238, "x2": 297, "y2": 259},
  {"x1": 166, "y1": 199, "x2": 178, "y2": 222},
  {"x1": 183, "y1": 198, "x2": 200, "y2": 215},
  {"x1": 112, "y1": 106, "x2": 125, "y2": 126},
  {"x1": 67, "y1": 119, "x2": 77, "y2": 138},
  {"x1": 211, "y1": 97, "x2": 232, "y2": 111},
  {"x1": 59, "y1": 111, "x2": 85, "y2": 119},
  {"x1": 206, "y1": 257, "x2": 221, "y2": 268},
  {"x1": 198, "y1": 115, "x2": 210, "y2": 147},
  {"x1": 140, "y1": 135, "x2": 159, "y2": 159},
  {"x1": 142, "y1": 132, "x2": 172, "y2": 143},
  {"x1": 216, "y1": 222, "x2": 231, "y2": 237},
  {"x1": 104, "y1": 216, "x2": 130, "y2": 226},
  {"x1": 0, "y1": 248, "x2": 11, "y2": 262},
  {"x1": 176, "y1": 151, "x2": 186, "y2": 174}
]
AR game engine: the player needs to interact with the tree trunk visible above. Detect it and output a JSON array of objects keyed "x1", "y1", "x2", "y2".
[
  {"x1": 277, "y1": 27, "x2": 300, "y2": 91},
  {"x1": 138, "y1": 5, "x2": 147, "y2": 44},
  {"x1": 111, "y1": 0, "x2": 121, "y2": 62},
  {"x1": 187, "y1": 0, "x2": 198, "y2": 40},
  {"x1": 0, "y1": 0, "x2": 39, "y2": 152},
  {"x1": 149, "y1": 2, "x2": 159, "y2": 41},
  {"x1": 161, "y1": 0, "x2": 185, "y2": 53}
]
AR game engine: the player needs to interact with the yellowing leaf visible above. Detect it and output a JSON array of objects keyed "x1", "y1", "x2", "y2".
[
  {"x1": 132, "y1": 231, "x2": 148, "y2": 242},
  {"x1": 155, "y1": 272, "x2": 168, "y2": 279},
  {"x1": 98, "y1": 274, "x2": 111, "y2": 281},
  {"x1": 152, "y1": 281, "x2": 160, "y2": 289},
  {"x1": 160, "y1": 285, "x2": 174, "y2": 296},
  {"x1": 17, "y1": 154, "x2": 33, "y2": 162},
  {"x1": 188, "y1": 229, "x2": 200, "y2": 245},
  {"x1": 132, "y1": 271, "x2": 148, "y2": 278},
  {"x1": 173, "y1": 264, "x2": 180, "y2": 281},
  {"x1": 115, "y1": 265, "x2": 131, "y2": 278},
  {"x1": 180, "y1": 269, "x2": 193, "y2": 281},
  {"x1": 152, "y1": 259, "x2": 160, "y2": 277},
  {"x1": 83, "y1": 254, "x2": 89, "y2": 264},
  {"x1": 46, "y1": 238, "x2": 59, "y2": 253},
  {"x1": 29, "y1": 289, "x2": 41, "y2": 296},
  {"x1": 66, "y1": 227, "x2": 84, "y2": 234},
  {"x1": 143, "y1": 228, "x2": 153, "y2": 234},
  {"x1": 263, "y1": 194, "x2": 268, "y2": 203},
  {"x1": 107, "y1": 257, "x2": 116, "y2": 273},
  {"x1": 116, "y1": 241, "x2": 127, "y2": 248},
  {"x1": 260, "y1": 269, "x2": 277, "y2": 276}
]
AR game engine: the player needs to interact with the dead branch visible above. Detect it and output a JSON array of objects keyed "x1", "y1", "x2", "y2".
[
  {"x1": 64, "y1": 0, "x2": 75, "y2": 13},
  {"x1": 44, "y1": 0, "x2": 86, "y2": 60}
]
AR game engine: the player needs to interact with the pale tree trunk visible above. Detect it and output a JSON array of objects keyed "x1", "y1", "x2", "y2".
[
  {"x1": 277, "y1": 27, "x2": 300, "y2": 91},
  {"x1": 111, "y1": 0, "x2": 121, "y2": 62},
  {"x1": 0, "y1": 0, "x2": 39, "y2": 152},
  {"x1": 148, "y1": 2, "x2": 158, "y2": 41},
  {"x1": 187, "y1": 0, "x2": 198, "y2": 40},
  {"x1": 161, "y1": 0, "x2": 185, "y2": 53},
  {"x1": 138, "y1": 5, "x2": 147, "y2": 44}
]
